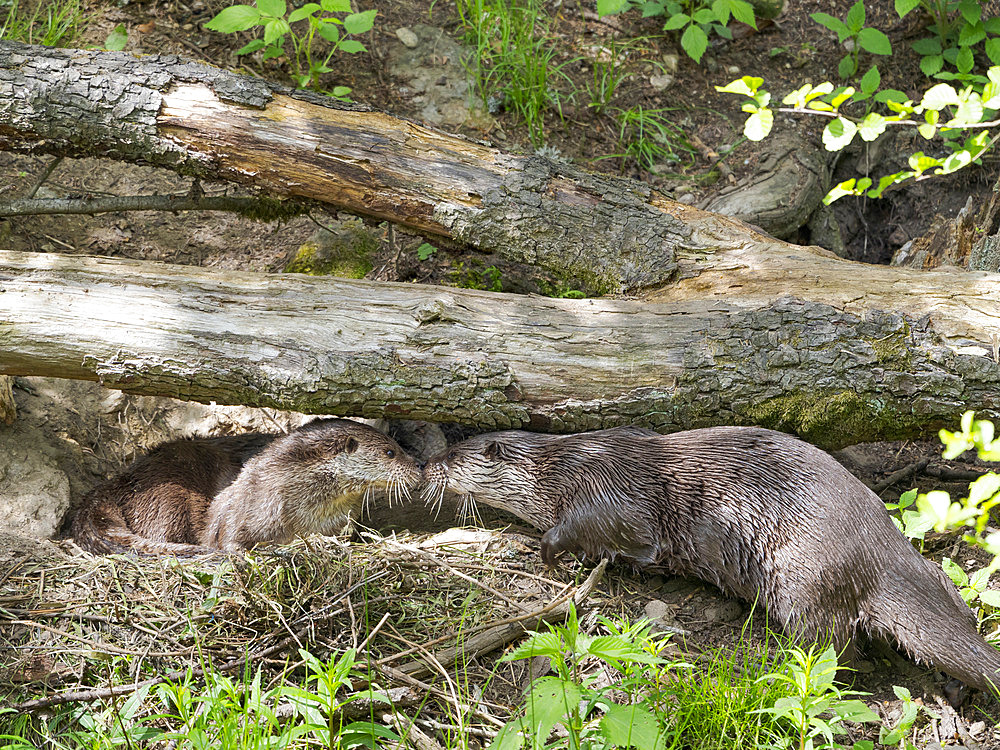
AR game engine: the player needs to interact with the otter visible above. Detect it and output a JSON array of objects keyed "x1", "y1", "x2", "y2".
[
  {"x1": 72, "y1": 419, "x2": 421, "y2": 555},
  {"x1": 422, "y1": 425, "x2": 1000, "y2": 694}
]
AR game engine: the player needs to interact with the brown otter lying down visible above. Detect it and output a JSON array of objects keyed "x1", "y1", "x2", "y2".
[
  {"x1": 422, "y1": 425, "x2": 1000, "y2": 694},
  {"x1": 72, "y1": 418, "x2": 421, "y2": 554}
]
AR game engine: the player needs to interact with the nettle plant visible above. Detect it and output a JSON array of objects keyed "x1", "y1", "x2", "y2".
[
  {"x1": 717, "y1": 66, "x2": 1000, "y2": 203},
  {"x1": 597, "y1": 0, "x2": 756, "y2": 63},
  {"x1": 896, "y1": 0, "x2": 1000, "y2": 76},
  {"x1": 204, "y1": 0, "x2": 376, "y2": 94}
]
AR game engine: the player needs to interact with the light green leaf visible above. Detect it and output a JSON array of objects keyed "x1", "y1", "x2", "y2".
[
  {"x1": 263, "y1": 17, "x2": 290, "y2": 43},
  {"x1": 597, "y1": 0, "x2": 631, "y2": 16},
  {"x1": 601, "y1": 703, "x2": 664, "y2": 749},
  {"x1": 857, "y1": 27, "x2": 892, "y2": 55},
  {"x1": 505, "y1": 632, "x2": 564, "y2": 661},
  {"x1": 104, "y1": 23, "x2": 128, "y2": 50},
  {"x1": 338, "y1": 39, "x2": 366, "y2": 53},
  {"x1": 257, "y1": 0, "x2": 286, "y2": 18},
  {"x1": 983, "y1": 66, "x2": 1000, "y2": 107},
  {"x1": 288, "y1": 3, "x2": 320, "y2": 22},
  {"x1": 836, "y1": 699, "x2": 880, "y2": 723},
  {"x1": 744, "y1": 106, "x2": 773, "y2": 140},
  {"x1": 663, "y1": 13, "x2": 690, "y2": 30},
  {"x1": 959, "y1": 23, "x2": 986, "y2": 47},
  {"x1": 845, "y1": 0, "x2": 865, "y2": 31},
  {"x1": 920, "y1": 54, "x2": 944, "y2": 76},
  {"x1": 859, "y1": 65, "x2": 880, "y2": 94},
  {"x1": 830, "y1": 86, "x2": 856, "y2": 107},
  {"x1": 320, "y1": 0, "x2": 351, "y2": 10},
  {"x1": 716, "y1": 76, "x2": 762, "y2": 96},
  {"x1": 204, "y1": 5, "x2": 261, "y2": 33},
  {"x1": 922, "y1": 491, "x2": 953, "y2": 526},
  {"x1": 692, "y1": 7, "x2": 716, "y2": 23},
  {"x1": 588, "y1": 635, "x2": 664, "y2": 665},
  {"x1": 524, "y1": 678, "x2": 582, "y2": 750},
  {"x1": 978, "y1": 589, "x2": 1000, "y2": 607},
  {"x1": 824, "y1": 178, "x2": 862, "y2": 204},
  {"x1": 330, "y1": 85, "x2": 352, "y2": 98},
  {"x1": 858, "y1": 112, "x2": 886, "y2": 141},
  {"x1": 957, "y1": 46, "x2": 975, "y2": 73},
  {"x1": 986, "y1": 38, "x2": 1000, "y2": 66},
  {"x1": 343, "y1": 8, "x2": 376, "y2": 34},
  {"x1": 729, "y1": 0, "x2": 755, "y2": 27},
  {"x1": 811, "y1": 12, "x2": 850, "y2": 41},
  {"x1": 942, "y1": 557, "x2": 968, "y2": 587},
  {"x1": 969, "y1": 567, "x2": 991, "y2": 592},
  {"x1": 317, "y1": 21, "x2": 340, "y2": 42},
  {"x1": 940, "y1": 149, "x2": 973, "y2": 174},
  {"x1": 681, "y1": 24, "x2": 709, "y2": 62},
  {"x1": 822, "y1": 116, "x2": 857, "y2": 150},
  {"x1": 838, "y1": 54, "x2": 857, "y2": 79},
  {"x1": 894, "y1": 0, "x2": 920, "y2": 16},
  {"x1": 912, "y1": 37, "x2": 942, "y2": 55}
]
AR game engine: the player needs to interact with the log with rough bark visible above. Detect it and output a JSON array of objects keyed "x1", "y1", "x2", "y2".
[{"x1": 1, "y1": 249, "x2": 999, "y2": 449}]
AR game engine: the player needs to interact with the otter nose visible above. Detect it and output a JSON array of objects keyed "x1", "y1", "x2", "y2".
[{"x1": 416, "y1": 459, "x2": 427, "y2": 470}]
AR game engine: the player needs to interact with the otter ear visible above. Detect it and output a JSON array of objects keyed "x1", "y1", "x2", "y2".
[
  {"x1": 343, "y1": 436, "x2": 359, "y2": 454},
  {"x1": 483, "y1": 441, "x2": 510, "y2": 461}
]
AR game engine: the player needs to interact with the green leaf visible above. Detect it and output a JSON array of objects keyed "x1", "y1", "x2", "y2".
[
  {"x1": 838, "y1": 54, "x2": 857, "y2": 79},
  {"x1": 912, "y1": 37, "x2": 942, "y2": 55},
  {"x1": 729, "y1": 0, "x2": 755, "y2": 27},
  {"x1": 236, "y1": 38, "x2": 266, "y2": 54},
  {"x1": 263, "y1": 17, "x2": 290, "y2": 43},
  {"x1": 489, "y1": 721, "x2": 527, "y2": 750},
  {"x1": 920, "y1": 53, "x2": 944, "y2": 76},
  {"x1": 257, "y1": 0, "x2": 286, "y2": 18},
  {"x1": 986, "y1": 38, "x2": 1000, "y2": 66},
  {"x1": 949, "y1": 90, "x2": 983, "y2": 126},
  {"x1": 601, "y1": 703, "x2": 664, "y2": 749},
  {"x1": 104, "y1": 23, "x2": 128, "y2": 50},
  {"x1": 597, "y1": 0, "x2": 631, "y2": 16},
  {"x1": 859, "y1": 64, "x2": 880, "y2": 94},
  {"x1": 957, "y1": 46, "x2": 975, "y2": 73},
  {"x1": 959, "y1": 0, "x2": 982, "y2": 24},
  {"x1": 692, "y1": 7, "x2": 716, "y2": 23},
  {"x1": 969, "y1": 567, "x2": 991, "y2": 593},
  {"x1": 204, "y1": 5, "x2": 261, "y2": 32},
  {"x1": 505, "y1": 632, "x2": 564, "y2": 661},
  {"x1": 942, "y1": 557, "x2": 968, "y2": 587},
  {"x1": 978, "y1": 589, "x2": 1000, "y2": 607},
  {"x1": 680, "y1": 23, "x2": 709, "y2": 61},
  {"x1": 959, "y1": 22, "x2": 986, "y2": 47},
  {"x1": 588, "y1": 635, "x2": 664, "y2": 665},
  {"x1": 743, "y1": 106, "x2": 773, "y2": 140},
  {"x1": 836, "y1": 699, "x2": 881, "y2": 723},
  {"x1": 524, "y1": 677, "x2": 583, "y2": 750},
  {"x1": 663, "y1": 13, "x2": 690, "y2": 30},
  {"x1": 858, "y1": 112, "x2": 886, "y2": 141},
  {"x1": 338, "y1": 39, "x2": 366, "y2": 52},
  {"x1": 894, "y1": 0, "x2": 920, "y2": 16},
  {"x1": 343, "y1": 8, "x2": 376, "y2": 34},
  {"x1": 317, "y1": 20, "x2": 340, "y2": 42},
  {"x1": 845, "y1": 0, "x2": 865, "y2": 31},
  {"x1": 822, "y1": 116, "x2": 857, "y2": 150},
  {"x1": 811, "y1": 12, "x2": 850, "y2": 41},
  {"x1": 824, "y1": 178, "x2": 862, "y2": 204},
  {"x1": 857, "y1": 27, "x2": 892, "y2": 55},
  {"x1": 922, "y1": 82, "x2": 960, "y2": 109},
  {"x1": 288, "y1": 3, "x2": 320, "y2": 22},
  {"x1": 940, "y1": 149, "x2": 974, "y2": 174},
  {"x1": 642, "y1": 1, "x2": 666, "y2": 18},
  {"x1": 874, "y1": 88, "x2": 908, "y2": 104},
  {"x1": 330, "y1": 85, "x2": 352, "y2": 98},
  {"x1": 320, "y1": 0, "x2": 351, "y2": 10}
]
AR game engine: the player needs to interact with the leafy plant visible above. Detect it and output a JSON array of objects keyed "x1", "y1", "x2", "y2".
[
  {"x1": 204, "y1": 0, "x2": 376, "y2": 95},
  {"x1": 942, "y1": 556, "x2": 1000, "y2": 609},
  {"x1": 451, "y1": 261, "x2": 503, "y2": 291},
  {"x1": 717, "y1": 68, "x2": 1000, "y2": 203},
  {"x1": 104, "y1": 22, "x2": 127, "y2": 50},
  {"x1": 810, "y1": 1, "x2": 892, "y2": 79},
  {"x1": 876, "y1": 685, "x2": 938, "y2": 749},
  {"x1": 416, "y1": 242, "x2": 438, "y2": 261},
  {"x1": 755, "y1": 644, "x2": 879, "y2": 750},
  {"x1": 597, "y1": 0, "x2": 756, "y2": 63},
  {"x1": 897, "y1": 0, "x2": 1000, "y2": 76},
  {"x1": 490, "y1": 605, "x2": 674, "y2": 749}
]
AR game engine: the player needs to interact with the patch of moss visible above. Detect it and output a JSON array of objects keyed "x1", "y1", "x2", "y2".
[
  {"x1": 284, "y1": 224, "x2": 377, "y2": 279},
  {"x1": 449, "y1": 261, "x2": 503, "y2": 292},
  {"x1": 741, "y1": 390, "x2": 920, "y2": 449},
  {"x1": 868, "y1": 326, "x2": 912, "y2": 366}
]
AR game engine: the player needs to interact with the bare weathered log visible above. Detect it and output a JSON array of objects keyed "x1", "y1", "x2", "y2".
[{"x1": 2, "y1": 249, "x2": 1000, "y2": 448}]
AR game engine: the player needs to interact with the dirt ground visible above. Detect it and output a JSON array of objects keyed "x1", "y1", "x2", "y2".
[{"x1": 3, "y1": 0, "x2": 1000, "y2": 743}]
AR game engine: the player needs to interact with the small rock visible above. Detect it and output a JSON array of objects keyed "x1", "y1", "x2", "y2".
[
  {"x1": 661, "y1": 53, "x2": 680, "y2": 74},
  {"x1": 727, "y1": 65, "x2": 739, "y2": 75},
  {"x1": 649, "y1": 73, "x2": 674, "y2": 90},
  {"x1": 969, "y1": 721, "x2": 985, "y2": 737},
  {"x1": 703, "y1": 601, "x2": 743, "y2": 623},
  {"x1": 677, "y1": 193, "x2": 696, "y2": 205},
  {"x1": 644, "y1": 599, "x2": 672, "y2": 621},
  {"x1": 395, "y1": 27, "x2": 419, "y2": 48}
]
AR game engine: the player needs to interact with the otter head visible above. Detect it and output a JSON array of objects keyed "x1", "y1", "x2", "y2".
[
  {"x1": 421, "y1": 432, "x2": 544, "y2": 526},
  {"x1": 284, "y1": 419, "x2": 422, "y2": 511}
]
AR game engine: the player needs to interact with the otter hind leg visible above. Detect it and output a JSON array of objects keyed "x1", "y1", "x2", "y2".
[{"x1": 540, "y1": 514, "x2": 659, "y2": 568}]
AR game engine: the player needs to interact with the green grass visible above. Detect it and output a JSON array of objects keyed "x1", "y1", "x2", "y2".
[
  {"x1": 456, "y1": 0, "x2": 574, "y2": 145},
  {"x1": 0, "y1": 0, "x2": 86, "y2": 46}
]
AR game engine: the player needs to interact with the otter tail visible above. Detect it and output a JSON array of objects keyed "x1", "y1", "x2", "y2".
[
  {"x1": 864, "y1": 557, "x2": 1000, "y2": 694},
  {"x1": 71, "y1": 497, "x2": 210, "y2": 557}
]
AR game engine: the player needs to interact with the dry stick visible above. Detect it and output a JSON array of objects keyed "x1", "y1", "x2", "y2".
[
  {"x1": 382, "y1": 712, "x2": 449, "y2": 750},
  {"x1": 395, "y1": 561, "x2": 607, "y2": 681},
  {"x1": 871, "y1": 459, "x2": 931, "y2": 494},
  {"x1": 8, "y1": 619, "x2": 192, "y2": 659},
  {"x1": 0, "y1": 194, "x2": 300, "y2": 218}
]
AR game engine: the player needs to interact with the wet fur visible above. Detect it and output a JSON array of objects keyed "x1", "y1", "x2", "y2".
[
  {"x1": 423, "y1": 425, "x2": 1000, "y2": 693},
  {"x1": 72, "y1": 419, "x2": 421, "y2": 555}
]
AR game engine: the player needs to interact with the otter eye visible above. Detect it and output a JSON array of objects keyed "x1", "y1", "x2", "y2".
[
  {"x1": 447, "y1": 450, "x2": 456, "y2": 461},
  {"x1": 385, "y1": 448, "x2": 395, "y2": 459}
]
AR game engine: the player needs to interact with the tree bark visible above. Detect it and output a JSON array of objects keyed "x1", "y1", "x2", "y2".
[{"x1": 1, "y1": 249, "x2": 999, "y2": 449}]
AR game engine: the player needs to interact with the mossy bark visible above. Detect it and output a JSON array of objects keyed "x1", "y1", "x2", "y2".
[{"x1": 2, "y1": 251, "x2": 999, "y2": 449}]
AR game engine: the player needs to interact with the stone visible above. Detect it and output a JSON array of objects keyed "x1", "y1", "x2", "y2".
[
  {"x1": 395, "y1": 27, "x2": 419, "y2": 48},
  {"x1": 0, "y1": 424, "x2": 71, "y2": 538}
]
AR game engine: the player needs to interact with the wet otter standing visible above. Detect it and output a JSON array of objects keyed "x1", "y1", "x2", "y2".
[
  {"x1": 422, "y1": 425, "x2": 1000, "y2": 693},
  {"x1": 72, "y1": 418, "x2": 421, "y2": 554}
]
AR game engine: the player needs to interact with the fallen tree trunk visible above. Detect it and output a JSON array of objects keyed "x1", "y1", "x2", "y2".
[{"x1": 1, "y1": 249, "x2": 999, "y2": 449}]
